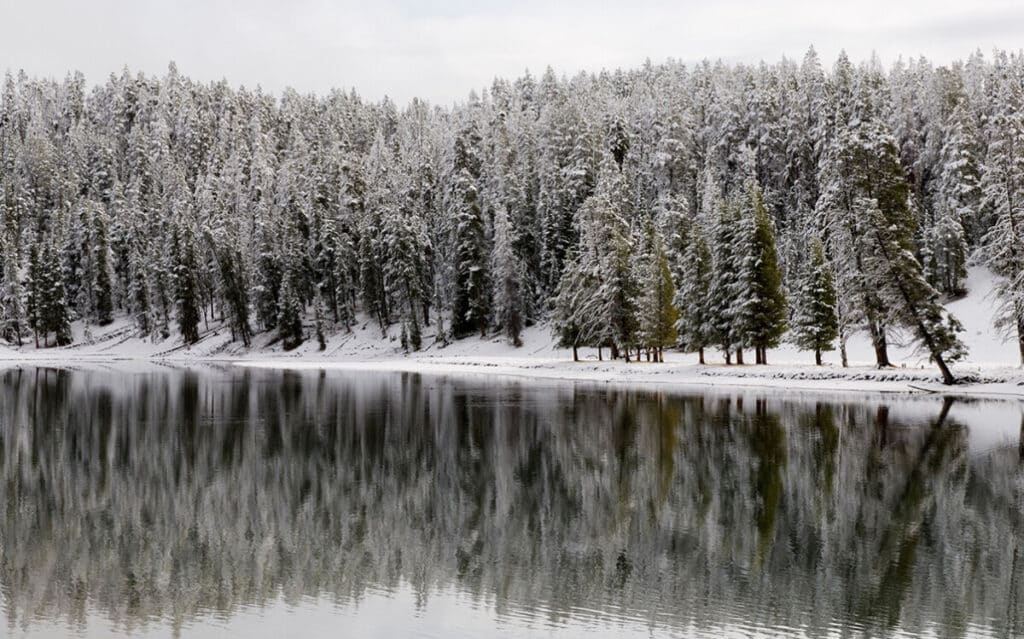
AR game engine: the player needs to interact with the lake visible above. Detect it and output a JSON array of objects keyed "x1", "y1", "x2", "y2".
[{"x1": 1, "y1": 365, "x2": 1022, "y2": 638}]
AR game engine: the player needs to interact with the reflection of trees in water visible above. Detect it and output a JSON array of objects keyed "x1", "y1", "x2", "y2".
[{"x1": 0, "y1": 367, "x2": 1021, "y2": 637}]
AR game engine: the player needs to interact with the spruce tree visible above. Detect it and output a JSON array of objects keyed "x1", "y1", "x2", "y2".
[
  {"x1": 674, "y1": 226, "x2": 714, "y2": 364},
  {"x1": 740, "y1": 187, "x2": 787, "y2": 364},
  {"x1": 0, "y1": 232, "x2": 26, "y2": 345},
  {"x1": 790, "y1": 240, "x2": 838, "y2": 365},
  {"x1": 450, "y1": 124, "x2": 489, "y2": 338},
  {"x1": 171, "y1": 225, "x2": 201, "y2": 345},
  {"x1": 277, "y1": 257, "x2": 304, "y2": 351},
  {"x1": 491, "y1": 206, "x2": 524, "y2": 346},
  {"x1": 980, "y1": 59, "x2": 1024, "y2": 366},
  {"x1": 635, "y1": 220, "x2": 678, "y2": 362},
  {"x1": 91, "y1": 208, "x2": 114, "y2": 325}
]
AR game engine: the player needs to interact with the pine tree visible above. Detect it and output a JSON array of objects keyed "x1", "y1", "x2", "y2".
[
  {"x1": 635, "y1": 220, "x2": 678, "y2": 362},
  {"x1": 790, "y1": 240, "x2": 838, "y2": 365},
  {"x1": 926, "y1": 97, "x2": 977, "y2": 297},
  {"x1": 171, "y1": 224, "x2": 201, "y2": 345},
  {"x1": 0, "y1": 232, "x2": 26, "y2": 345},
  {"x1": 739, "y1": 186, "x2": 787, "y2": 364},
  {"x1": 450, "y1": 122, "x2": 489, "y2": 338},
  {"x1": 674, "y1": 226, "x2": 714, "y2": 364},
  {"x1": 980, "y1": 58, "x2": 1024, "y2": 366},
  {"x1": 491, "y1": 206, "x2": 524, "y2": 346},
  {"x1": 90, "y1": 207, "x2": 114, "y2": 325},
  {"x1": 277, "y1": 254, "x2": 304, "y2": 351},
  {"x1": 551, "y1": 251, "x2": 600, "y2": 361},
  {"x1": 29, "y1": 234, "x2": 73, "y2": 348},
  {"x1": 708, "y1": 195, "x2": 742, "y2": 363}
]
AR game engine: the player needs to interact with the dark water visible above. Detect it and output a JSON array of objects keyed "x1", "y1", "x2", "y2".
[{"x1": 1, "y1": 365, "x2": 1023, "y2": 638}]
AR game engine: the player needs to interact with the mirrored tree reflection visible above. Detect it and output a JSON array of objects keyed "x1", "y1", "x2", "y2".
[{"x1": 1, "y1": 366, "x2": 1022, "y2": 637}]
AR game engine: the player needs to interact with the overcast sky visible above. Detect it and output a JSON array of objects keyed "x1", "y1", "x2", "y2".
[{"x1": 2, "y1": 0, "x2": 1023, "y2": 105}]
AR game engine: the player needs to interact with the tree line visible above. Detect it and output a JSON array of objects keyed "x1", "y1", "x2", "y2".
[{"x1": 1, "y1": 48, "x2": 1022, "y2": 383}]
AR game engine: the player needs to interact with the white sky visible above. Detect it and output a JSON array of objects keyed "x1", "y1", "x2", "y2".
[{"x1": 1, "y1": 0, "x2": 1022, "y2": 105}]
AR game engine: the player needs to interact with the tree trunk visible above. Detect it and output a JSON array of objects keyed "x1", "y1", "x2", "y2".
[
  {"x1": 725, "y1": 350, "x2": 732, "y2": 365},
  {"x1": 598, "y1": 345, "x2": 603, "y2": 361},
  {"x1": 933, "y1": 352, "x2": 956, "y2": 386},
  {"x1": 698, "y1": 347, "x2": 705, "y2": 365},
  {"x1": 610, "y1": 343, "x2": 618, "y2": 360},
  {"x1": 1018, "y1": 316, "x2": 1024, "y2": 367},
  {"x1": 870, "y1": 322, "x2": 891, "y2": 368},
  {"x1": 736, "y1": 348, "x2": 744, "y2": 365},
  {"x1": 815, "y1": 348, "x2": 822, "y2": 366},
  {"x1": 573, "y1": 345, "x2": 578, "y2": 362}
]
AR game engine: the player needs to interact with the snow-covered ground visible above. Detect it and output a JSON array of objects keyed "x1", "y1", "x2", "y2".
[{"x1": 1, "y1": 266, "x2": 1021, "y2": 399}]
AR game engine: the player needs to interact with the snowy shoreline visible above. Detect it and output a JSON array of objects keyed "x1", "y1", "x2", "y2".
[
  {"x1": 2, "y1": 346, "x2": 1022, "y2": 401},
  {"x1": 2, "y1": 265, "x2": 1021, "y2": 401}
]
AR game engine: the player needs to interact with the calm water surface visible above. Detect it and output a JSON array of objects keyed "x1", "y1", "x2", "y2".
[{"x1": 1, "y1": 365, "x2": 1022, "y2": 638}]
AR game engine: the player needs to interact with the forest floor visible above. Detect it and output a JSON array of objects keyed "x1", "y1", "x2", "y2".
[{"x1": 1, "y1": 266, "x2": 1022, "y2": 400}]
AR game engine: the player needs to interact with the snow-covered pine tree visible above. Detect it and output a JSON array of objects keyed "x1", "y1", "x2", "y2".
[
  {"x1": 550, "y1": 250, "x2": 600, "y2": 361},
  {"x1": 738, "y1": 185, "x2": 787, "y2": 365},
  {"x1": 673, "y1": 224, "x2": 714, "y2": 364},
  {"x1": 635, "y1": 219, "x2": 678, "y2": 362},
  {"x1": 449, "y1": 119, "x2": 489, "y2": 338},
  {"x1": 89, "y1": 204, "x2": 115, "y2": 325},
  {"x1": 921, "y1": 82, "x2": 977, "y2": 298},
  {"x1": 0, "y1": 231, "x2": 26, "y2": 345},
  {"x1": 28, "y1": 233, "x2": 73, "y2": 347},
  {"x1": 980, "y1": 56, "x2": 1024, "y2": 366},
  {"x1": 277, "y1": 237, "x2": 305, "y2": 351},
  {"x1": 170, "y1": 223, "x2": 201, "y2": 345},
  {"x1": 789, "y1": 239, "x2": 838, "y2": 364},
  {"x1": 490, "y1": 205, "x2": 524, "y2": 346}
]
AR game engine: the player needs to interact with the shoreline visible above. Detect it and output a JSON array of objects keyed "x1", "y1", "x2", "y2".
[{"x1": 2, "y1": 350, "x2": 1021, "y2": 401}]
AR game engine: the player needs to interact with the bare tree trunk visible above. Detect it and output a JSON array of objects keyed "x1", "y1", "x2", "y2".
[
  {"x1": 598, "y1": 345, "x2": 603, "y2": 361},
  {"x1": 1018, "y1": 316, "x2": 1024, "y2": 367},
  {"x1": 698, "y1": 347, "x2": 705, "y2": 365},
  {"x1": 736, "y1": 348, "x2": 744, "y2": 365},
  {"x1": 870, "y1": 321, "x2": 891, "y2": 368},
  {"x1": 573, "y1": 345, "x2": 578, "y2": 362},
  {"x1": 815, "y1": 348, "x2": 822, "y2": 366}
]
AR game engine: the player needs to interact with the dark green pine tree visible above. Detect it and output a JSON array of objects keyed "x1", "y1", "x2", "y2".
[
  {"x1": 29, "y1": 234, "x2": 73, "y2": 348},
  {"x1": 635, "y1": 220, "x2": 678, "y2": 362},
  {"x1": 208, "y1": 233, "x2": 253, "y2": 347},
  {"x1": 741, "y1": 187, "x2": 787, "y2": 365},
  {"x1": 790, "y1": 240, "x2": 838, "y2": 365},
  {"x1": 450, "y1": 124, "x2": 489, "y2": 338},
  {"x1": 253, "y1": 222, "x2": 282, "y2": 332},
  {"x1": 277, "y1": 254, "x2": 305, "y2": 351},
  {"x1": 91, "y1": 209, "x2": 114, "y2": 326},
  {"x1": 127, "y1": 238, "x2": 151, "y2": 335},
  {"x1": 674, "y1": 225, "x2": 714, "y2": 364},
  {"x1": 171, "y1": 225, "x2": 201, "y2": 345}
]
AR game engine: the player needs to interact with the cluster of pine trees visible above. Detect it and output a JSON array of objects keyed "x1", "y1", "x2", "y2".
[{"x1": 1, "y1": 49, "x2": 1022, "y2": 383}]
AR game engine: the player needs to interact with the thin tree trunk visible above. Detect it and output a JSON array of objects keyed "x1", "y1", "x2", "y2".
[
  {"x1": 698, "y1": 347, "x2": 705, "y2": 365},
  {"x1": 815, "y1": 348, "x2": 822, "y2": 366},
  {"x1": 725, "y1": 350, "x2": 732, "y2": 365},
  {"x1": 573, "y1": 345, "x2": 578, "y2": 362},
  {"x1": 736, "y1": 348, "x2": 744, "y2": 365}
]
